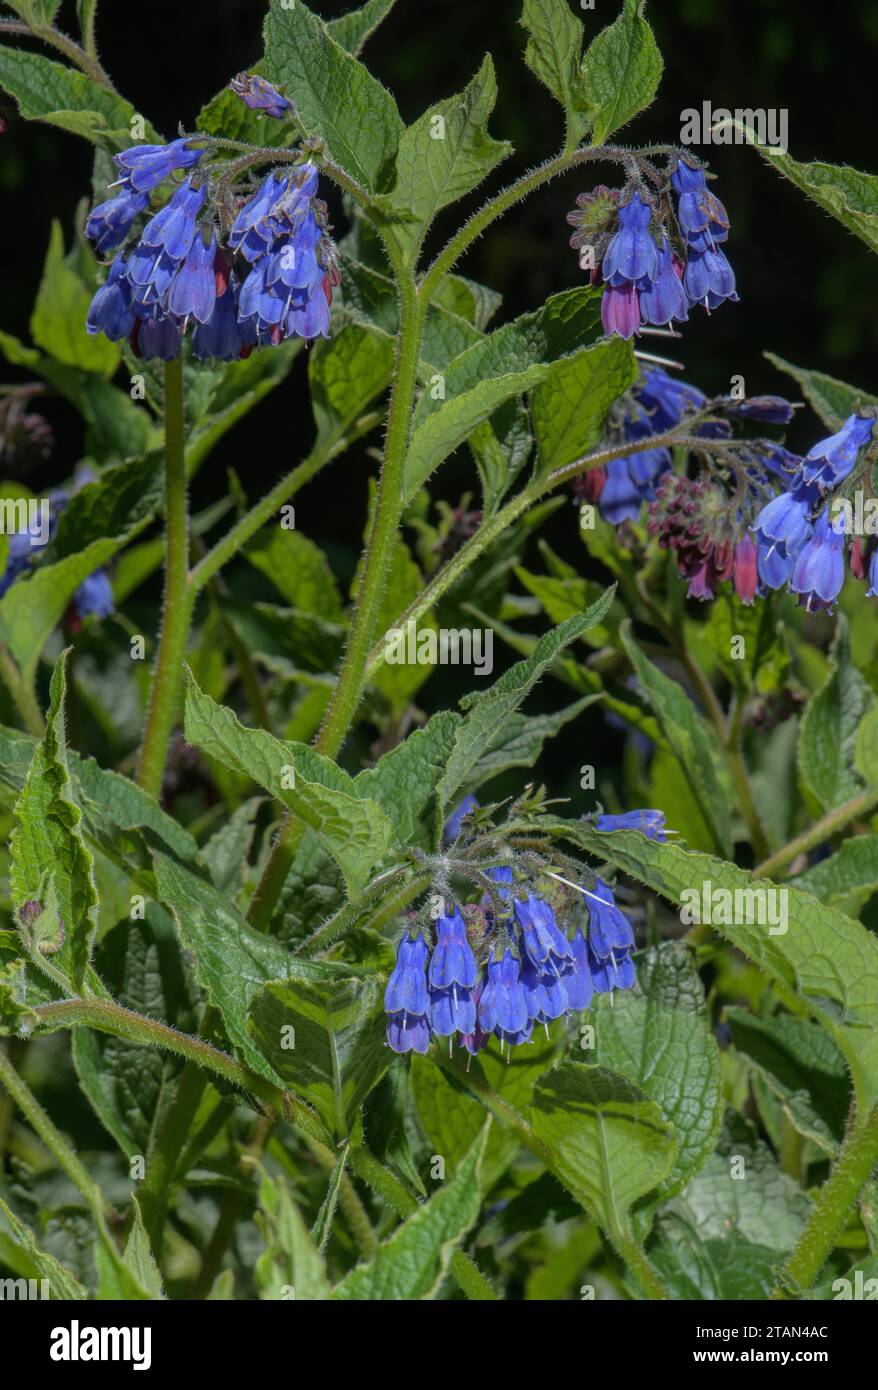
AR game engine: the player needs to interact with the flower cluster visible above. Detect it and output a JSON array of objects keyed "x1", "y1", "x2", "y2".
[
  {"x1": 575, "y1": 366, "x2": 721, "y2": 524},
  {"x1": 0, "y1": 474, "x2": 113, "y2": 621},
  {"x1": 752, "y1": 414, "x2": 877, "y2": 611},
  {"x1": 85, "y1": 122, "x2": 338, "y2": 360},
  {"x1": 567, "y1": 156, "x2": 736, "y2": 340},
  {"x1": 383, "y1": 809, "x2": 667, "y2": 1054}
]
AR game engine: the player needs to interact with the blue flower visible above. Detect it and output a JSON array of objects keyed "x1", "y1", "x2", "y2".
[
  {"x1": 585, "y1": 878, "x2": 635, "y2": 960},
  {"x1": 430, "y1": 984, "x2": 476, "y2": 1037},
  {"x1": 443, "y1": 793, "x2": 479, "y2": 844},
  {"x1": 478, "y1": 950, "x2": 529, "y2": 1039},
  {"x1": 590, "y1": 949, "x2": 636, "y2": 994},
  {"x1": 385, "y1": 933, "x2": 430, "y2": 1017},
  {"x1": 564, "y1": 929, "x2": 594, "y2": 1011},
  {"x1": 752, "y1": 486, "x2": 816, "y2": 558},
  {"x1": 683, "y1": 244, "x2": 737, "y2": 310},
  {"x1": 73, "y1": 569, "x2": 113, "y2": 620},
  {"x1": 513, "y1": 896, "x2": 573, "y2": 969},
  {"x1": 789, "y1": 505, "x2": 847, "y2": 612},
  {"x1": 229, "y1": 72, "x2": 293, "y2": 120},
  {"x1": 800, "y1": 415, "x2": 875, "y2": 490},
  {"x1": 85, "y1": 188, "x2": 148, "y2": 253},
  {"x1": 595, "y1": 809, "x2": 667, "y2": 841},
  {"x1": 140, "y1": 177, "x2": 206, "y2": 261},
  {"x1": 192, "y1": 275, "x2": 250, "y2": 361},
  {"x1": 868, "y1": 549, "x2": 878, "y2": 599},
  {"x1": 520, "y1": 955, "x2": 569, "y2": 1025},
  {"x1": 86, "y1": 255, "x2": 136, "y2": 340},
  {"x1": 113, "y1": 137, "x2": 204, "y2": 194},
  {"x1": 602, "y1": 192, "x2": 658, "y2": 286},
  {"x1": 135, "y1": 316, "x2": 182, "y2": 360},
  {"x1": 166, "y1": 231, "x2": 217, "y2": 325},
  {"x1": 671, "y1": 158, "x2": 730, "y2": 243},
  {"x1": 428, "y1": 908, "x2": 478, "y2": 990},
  {"x1": 638, "y1": 238, "x2": 688, "y2": 327},
  {"x1": 386, "y1": 1014, "x2": 432, "y2": 1054}
]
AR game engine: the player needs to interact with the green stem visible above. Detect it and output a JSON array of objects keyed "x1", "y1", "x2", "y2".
[
  {"x1": 137, "y1": 357, "x2": 191, "y2": 800},
  {"x1": 775, "y1": 1102, "x2": 878, "y2": 1296},
  {"x1": 726, "y1": 696, "x2": 770, "y2": 862},
  {"x1": 754, "y1": 785, "x2": 878, "y2": 879},
  {"x1": 0, "y1": 1045, "x2": 100, "y2": 1209},
  {"x1": 1, "y1": 17, "x2": 115, "y2": 88},
  {"x1": 420, "y1": 144, "x2": 669, "y2": 300},
  {"x1": 246, "y1": 274, "x2": 424, "y2": 931}
]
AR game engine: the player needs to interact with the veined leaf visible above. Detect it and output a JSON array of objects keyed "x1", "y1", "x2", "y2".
[
  {"x1": 183, "y1": 670, "x2": 395, "y2": 892},
  {"x1": 568, "y1": 822, "x2": 878, "y2": 1112},
  {"x1": 520, "y1": 0, "x2": 590, "y2": 148},
  {"x1": 0, "y1": 45, "x2": 146, "y2": 145},
  {"x1": 530, "y1": 1062, "x2": 677, "y2": 1233},
  {"x1": 791, "y1": 835, "x2": 878, "y2": 919},
  {"x1": 435, "y1": 600, "x2": 614, "y2": 814},
  {"x1": 387, "y1": 56, "x2": 511, "y2": 250},
  {"x1": 255, "y1": 1169, "x2": 332, "y2": 1300},
  {"x1": 531, "y1": 335, "x2": 637, "y2": 473},
  {"x1": 743, "y1": 137, "x2": 878, "y2": 258},
  {"x1": 248, "y1": 963, "x2": 389, "y2": 1138},
  {"x1": 263, "y1": 0, "x2": 402, "y2": 194},
  {"x1": 309, "y1": 322, "x2": 393, "y2": 443},
  {"x1": 798, "y1": 615, "x2": 874, "y2": 812},
  {"x1": 593, "y1": 942, "x2": 723, "y2": 1200},
  {"x1": 10, "y1": 651, "x2": 98, "y2": 988},
  {"x1": 326, "y1": 0, "x2": 397, "y2": 56},
  {"x1": 332, "y1": 1127, "x2": 488, "y2": 1298},
  {"x1": 0, "y1": 1199, "x2": 88, "y2": 1300},
  {"x1": 765, "y1": 352, "x2": 878, "y2": 432},
  {"x1": 580, "y1": 0, "x2": 663, "y2": 145}
]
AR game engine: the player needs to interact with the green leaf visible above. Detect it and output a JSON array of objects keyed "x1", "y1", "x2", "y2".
[
  {"x1": 413, "y1": 1038, "x2": 556, "y2": 1195},
  {"x1": 765, "y1": 352, "x2": 878, "y2": 433},
  {"x1": 0, "y1": 1198, "x2": 88, "y2": 1299},
  {"x1": 309, "y1": 322, "x2": 393, "y2": 443},
  {"x1": 332, "y1": 1127, "x2": 487, "y2": 1298},
  {"x1": 649, "y1": 1215, "x2": 784, "y2": 1301},
  {"x1": 791, "y1": 834, "x2": 878, "y2": 919},
  {"x1": 580, "y1": 0, "x2": 663, "y2": 145},
  {"x1": 0, "y1": 45, "x2": 144, "y2": 145},
  {"x1": 404, "y1": 286, "x2": 604, "y2": 498},
  {"x1": 593, "y1": 942, "x2": 722, "y2": 1201},
  {"x1": 248, "y1": 963, "x2": 389, "y2": 1138},
  {"x1": 263, "y1": 0, "x2": 402, "y2": 194},
  {"x1": 183, "y1": 670, "x2": 395, "y2": 892},
  {"x1": 326, "y1": 0, "x2": 397, "y2": 56},
  {"x1": 30, "y1": 220, "x2": 118, "y2": 374},
  {"x1": 531, "y1": 335, "x2": 637, "y2": 473},
  {"x1": 435, "y1": 601, "x2": 614, "y2": 813},
  {"x1": 363, "y1": 1061, "x2": 425, "y2": 1195},
  {"x1": 387, "y1": 56, "x2": 511, "y2": 249},
  {"x1": 0, "y1": 537, "x2": 116, "y2": 689},
  {"x1": 620, "y1": 627, "x2": 733, "y2": 855},
  {"x1": 42, "y1": 453, "x2": 163, "y2": 564},
  {"x1": 121, "y1": 1199, "x2": 164, "y2": 1300},
  {"x1": 726, "y1": 1008, "x2": 850, "y2": 1155},
  {"x1": 798, "y1": 616, "x2": 874, "y2": 811},
  {"x1": 0, "y1": 957, "x2": 39, "y2": 1035},
  {"x1": 520, "y1": 0, "x2": 590, "y2": 148},
  {"x1": 245, "y1": 528, "x2": 344, "y2": 620},
  {"x1": 530, "y1": 1062, "x2": 677, "y2": 1233},
  {"x1": 568, "y1": 823, "x2": 878, "y2": 1113},
  {"x1": 743, "y1": 138, "x2": 878, "y2": 258},
  {"x1": 152, "y1": 851, "x2": 292, "y2": 1085},
  {"x1": 10, "y1": 651, "x2": 98, "y2": 987},
  {"x1": 0, "y1": 328, "x2": 159, "y2": 463},
  {"x1": 72, "y1": 907, "x2": 191, "y2": 1158},
  {"x1": 255, "y1": 1169, "x2": 331, "y2": 1300},
  {"x1": 468, "y1": 695, "x2": 601, "y2": 786},
  {"x1": 355, "y1": 710, "x2": 460, "y2": 851}
]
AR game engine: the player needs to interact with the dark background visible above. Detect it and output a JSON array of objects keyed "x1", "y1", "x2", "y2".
[{"x1": 1, "y1": 0, "x2": 876, "y2": 725}]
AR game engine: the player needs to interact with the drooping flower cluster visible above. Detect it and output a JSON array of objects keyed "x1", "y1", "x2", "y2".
[
  {"x1": 0, "y1": 473, "x2": 113, "y2": 621},
  {"x1": 567, "y1": 156, "x2": 736, "y2": 340},
  {"x1": 575, "y1": 366, "x2": 723, "y2": 525},
  {"x1": 752, "y1": 414, "x2": 877, "y2": 611},
  {"x1": 383, "y1": 811, "x2": 667, "y2": 1054},
  {"x1": 84, "y1": 106, "x2": 339, "y2": 361}
]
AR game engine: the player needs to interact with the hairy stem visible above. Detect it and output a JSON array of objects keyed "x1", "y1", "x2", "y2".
[
  {"x1": 775, "y1": 1101, "x2": 878, "y2": 1296},
  {"x1": 754, "y1": 785, "x2": 878, "y2": 879},
  {"x1": 0, "y1": 1046, "x2": 100, "y2": 1209},
  {"x1": 137, "y1": 357, "x2": 191, "y2": 799}
]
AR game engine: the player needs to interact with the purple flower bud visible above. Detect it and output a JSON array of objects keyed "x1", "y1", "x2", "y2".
[
  {"x1": 800, "y1": 414, "x2": 875, "y2": 490},
  {"x1": 229, "y1": 72, "x2": 293, "y2": 120},
  {"x1": 85, "y1": 188, "x2": 148, "y2": 253},
  {"x1": 602, "y1": 192, "x2": 659, "y2": 286},
  {"x1": 595, "y1": 809, "x2": 667, "y2": 841},
  {"x1": 601, "y1": 281, "x2": 640, "y2": 339},
  {"x1": 114, "y1": 137, "x2": 204, "y2": 194},
  {"x1": 86, "y1": 254, "x2": 135, "y2": 340},
  {"x1": 140, "y1": 177, "x2": 206, "y2": 261},
  {"x1": 638, "y1": 238, "x2": 689, "y2": 327},
  {"x1": 728, "y1": 395, "x2": 795, "y2": 425},
  {"x1": 74, "y1": 569, "x2": 113, "y2": 620}
]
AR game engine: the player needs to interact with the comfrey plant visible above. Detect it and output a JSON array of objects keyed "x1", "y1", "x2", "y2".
[{"x1": 0, "y1": 0, "x2": 877, "y2": 1314}]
